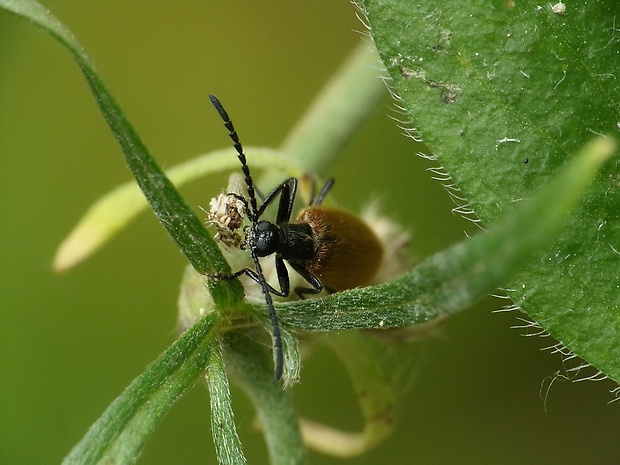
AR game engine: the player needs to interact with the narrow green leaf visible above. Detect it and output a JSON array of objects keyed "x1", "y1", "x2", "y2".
[
  {"x1": 50, "y1": 40, "x2": 388, "y2": 277},
  {"x1": 62, "y1": 313, "x2": 219, "y2": 465},
  {"x1": 207, "y1": 344, "x2": 247, "y2": 465},
  {"x1": 362, "y1": 0, "x2": 620, "y2": 382},
  {"x1": 277, "y1": 138, "x2": 614, "y2": 332},
  {"x1": 53, "y1": 148, "x2": 300, "y2": 273},
  {"x1": 0, "y1": 0, "x2": 236, "y2": 297}
]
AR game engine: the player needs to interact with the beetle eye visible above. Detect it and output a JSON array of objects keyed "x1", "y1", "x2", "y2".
[{"x1": 253, "y1": 221, "x2": 279, "y2": 257}]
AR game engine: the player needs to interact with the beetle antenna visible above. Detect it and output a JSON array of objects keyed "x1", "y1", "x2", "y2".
[
  {"x1": 252, "y1": 253, "x2": 284, "y2": 380},
  {"x1": 208, "y1": 94, "x2": 284, "y2": 380},
  {"x1": 208, "y1": 94, "x2": 259, "y2": 220}
]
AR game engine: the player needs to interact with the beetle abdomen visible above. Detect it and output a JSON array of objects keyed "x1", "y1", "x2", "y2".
[{"x1": 296, "y1": 206, "x2": 383, "y2": 291}]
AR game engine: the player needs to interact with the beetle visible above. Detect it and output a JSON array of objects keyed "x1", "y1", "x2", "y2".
[{"x1": 208, "y1": 94, "x2": 383, "y2": 380}]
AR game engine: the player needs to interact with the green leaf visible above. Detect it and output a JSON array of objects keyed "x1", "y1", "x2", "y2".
[
  {"x1": 362, "y1": 1, "x2": 620, "y2": 382},
  {"x1": 62, "y1": 313, "x2": 219, "y2": 465},
  {"x1": 207, "y1": 344, "x2": 247, "y2": 465},
  {"x1": 276, "y1": 138, "x2": 614, "y2": 331},
  {"x1": 0, "y1": 0, "x2": 240, "y2": 306},
  {"x1": 53, "y1": 148, "x2": 300, "y2": 273},
  {"x1": 52, "y1": 39, "x2": 388, "y2": 274},
  {"x1": 5, "y1": 1, "x2": 615, "y2": 464}
]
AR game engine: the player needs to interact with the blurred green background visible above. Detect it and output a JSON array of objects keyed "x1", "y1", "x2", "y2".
[{"x1": 1, "y1": 2, "x2": 619, "y2": 464}]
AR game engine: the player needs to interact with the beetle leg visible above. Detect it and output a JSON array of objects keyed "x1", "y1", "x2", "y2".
[
  {"x1": 212, "y1": 264, "x2": 289, "y2": 297},
  {"x1": 312, "y1": 178, "x2": 335, "y2": 205},
  {"x1": 255, "y1": 177, "x2": 298, "y2": 225},
  {"x1": 274, "y1": 257, "x2": 291, "y2": 297},
  {"x1": 288, "y1": 262, "x2": 323, "y2": 299},
  {"x1": 211, "y1": 267, "x2": 252, "y2": 281}
]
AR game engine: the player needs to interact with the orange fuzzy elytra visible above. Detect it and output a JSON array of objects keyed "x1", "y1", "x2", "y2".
[{"x1": 296, "y1": 206, "x2": 383, "y2": 292}]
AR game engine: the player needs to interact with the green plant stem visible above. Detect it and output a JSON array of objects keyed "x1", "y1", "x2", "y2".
[
  {"x1": 280, "y1": 41, "x2": 389, "y2": 172},
  {"x1": 224, "y1": 331, "x2": 307, "y2": 465},
  {"x1": 300, "y1": 332, "x2": 395, "y2": 457}
]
